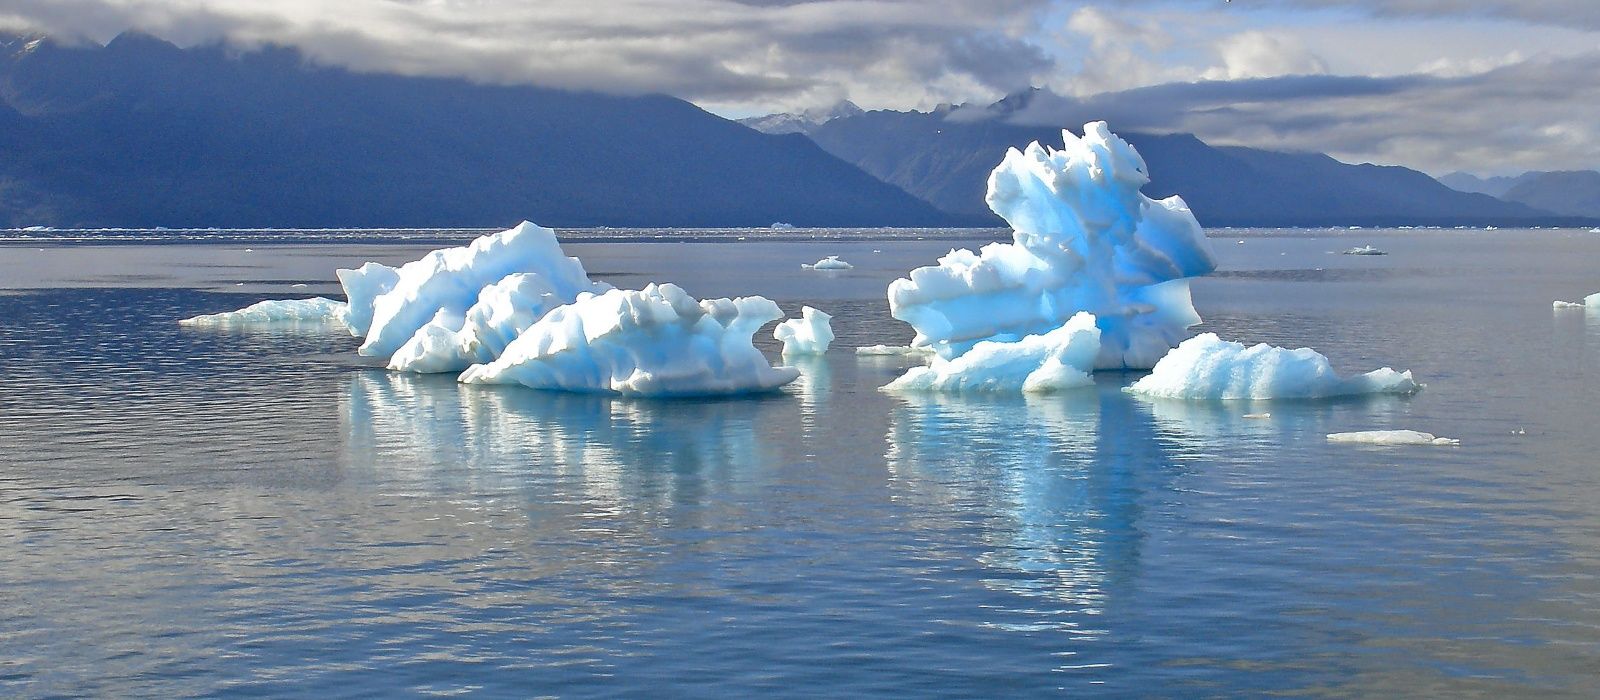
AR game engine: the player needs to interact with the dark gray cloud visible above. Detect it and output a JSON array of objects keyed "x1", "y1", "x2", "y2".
[
  {"x1": 1005, "y1": 52, "x2": 1600, "y2": 173},
  {"x1": 1250, "y1": 0, "x2": 1600, "y2": 30},
  {"x1": 0, "y1": 0, "x2": 1057, "y2": 108}
]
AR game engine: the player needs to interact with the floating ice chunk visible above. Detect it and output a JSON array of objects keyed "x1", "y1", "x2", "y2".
[
  {"x1": 459, "y1": 283, "x2": 799, "y2": 397},
  {"x1": 388, "y1": 271, "x2": 613, "y2": 373},
  {"x1": 856, "y1": 344, "x2": 937, "y2": 357},
  {"x1": 771, "y1": 222, "x2": 795, "y2": 230},
  {"x1": 1342, "y1": 245, "x2": 1386, "y2": 255},
  {"x1": 336, "y1": 261, "x2": 400, "y2": 337},
  {"x1": 1327, "y1": 430, "x2": 1459, "y2": 446},
  {"x1": 1586, "y1": 292, "x2": 1600, "y2": 307},
  {"x1": 884, "y1": 312, "x2": 1100, "y2": 393},
  {"x1": 1243, "y1": 412, "x2": 1271, "y2": 419},
  {"x1": 803, "y1": 255, "x2": 852, "y2": 270},
  {"x1": 1127, "y1": 333, "x2": 1419, "y2": 400},
  {"x1": 1553, "y1": 300, "x2": 1584, "y2": 309},
  {"x1": 180, "y1": 297, "x2": 347, "y2": 327},
  {"x1": 888, "y1": 122, "x2": 1216, "y2": 370},
  {"x1": 774, "y1": 306, "x2": 834, "y2": 355},
  {"x1": 358, "y1": 222, "x2": 604, "y2": 359}
]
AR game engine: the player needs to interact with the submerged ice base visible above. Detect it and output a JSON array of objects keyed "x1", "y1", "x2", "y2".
[
  {"x1": 1127, "y1": 333, "x2": 1419, "y2": 400},
  {"x1": 887, "y1": 121, "x2": 1215, "y2": 371},
  {"x1": 1327, "y1": 430, "x2": 1459, "y2": 446}
]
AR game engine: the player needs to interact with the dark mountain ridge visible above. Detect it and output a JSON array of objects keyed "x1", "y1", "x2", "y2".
[
  {"x1": 786, "y1": 96, "x2": 1589, "y2": 227},
  {"x1": 0, "y1": 32, "x2": 967, "y2": 229}
]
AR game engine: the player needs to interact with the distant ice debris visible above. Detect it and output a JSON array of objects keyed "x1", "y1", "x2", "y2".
[
  {"x1": 459, "y1": 283, "x2": 798, "y2": 397},
  {"x1": 1553, "y1": 300, "x2": 1584, "y2": 309},
  {"x1": 1342, "y1": 245, "x2": 1386, "y2": 255},
  {"x1": 180, "y1": 297, "x2": 347, "y2": 327},
  {"x1": 884, "y1": 312, "x2": 1100, "y2": 393},
  {"x1": 774, "y1": 306, "x2": 834, "y2": 355},
  {"x1": 1243, "y1": 412, "x2": 1271, "y2": 419},
  {"x1": 855, "y1": 345, "x2": 937, "y2": 357},
  {"x1": 804, "y1": 255, "x2": 852, "y2": 270},
  {"x1": 1327, "y1": 430, "x2": 1459, "y2": 446},
  {"x1": 770, "y1": 222, "x2": 796, "y2": 230},
  {"x1": 887, "y1": 121, "x2": 1216, "y2": 371},
  {"x1": 1127, "y1": 333, "x2": 1419, "y2": 400}
]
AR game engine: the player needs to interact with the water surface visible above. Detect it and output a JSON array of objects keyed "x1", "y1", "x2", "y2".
[{"x1": 2, "y1": 228, "x2": 1599, "y2": 697}]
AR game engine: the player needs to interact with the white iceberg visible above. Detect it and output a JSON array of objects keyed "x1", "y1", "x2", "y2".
[
  {"x1": 1553, "y1": 300, "x2": 1584, "y2": 309},
  {"x1": 1327, "y1": 430, "x2": 1459, "y2": 446},
  {"x1": 387, "y1": 271, "x2": 612, "y2": 373},
  {"x1": 1127, "y1": 333, "x2": 1419, "y2": 400},
  {"x1": 884, "y1": 312, "x2": 1100, "y2": 393},
  {"x1": 180, "y1": 297, "x2": 347, "y2": 327},
  {"x1": 887, "y1": 121, "x2": 1215, "y2": 370},
  {"x1": 1587, "y1": 292, "x2": 1600, "y2": 307},
  {"x1": 357, "y1": 221, "x2": 604, "y2": 359},
  {"x1": 459, "y1": 283, "x2": 799, "y2": 397},
  {"x1": 803, "y1": 255, "x2": 852, "y2": 270},
  {"x1": 774, "y1": 306, "x2": 834, "y2": 355},
  {"x1": 335, "y1": 261, "x2": 400, "y2": 337},
  {"x1": 855, "y1": 344, "x2": 937, "y2": 357},
  {"x1": 1342, "y1": 245, "x2": 1386, "y2": 255}
]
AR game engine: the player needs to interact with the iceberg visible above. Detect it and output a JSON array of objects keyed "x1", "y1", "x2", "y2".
[
  {"x1": 1588, "y1": 292, "x2": 1600, "y2": 307},
  {"x1": 803, "y1": 255, "x2": 853, "y2": 270},
  {"x1": 1342, "y1": 245, "x2": 1386, "y2": 255},
  {"x1": 388, "y1": 271, "x2": 616, "y2": 373},
  {"x1": 335, "y1": 261, "x2": 400, "y2": 337},
  {"x1": 1327, "y1": 430, "x2": 1459, "y2": 446},
  {"x1": 180, "y1": 297, "x2": 347, "y2": 327},
  {"x1": 1553, "y1": 300, "x2": 1584, "y2": 309},
  {"x1": 884, "y1": 312, "x2": 1100, "y2": 393},
  {"x1": 459, "y1": 283, "x2": 799, "y2": 397},
  {"x1": 1127, "y1": 333, "x2": 1419, "y2": 400},
  {"x1": 887, "y1": 121, "x2": 1215, "y2": 370},
  {"x1": 356, "y1": 221, "x2": 605, "y2": 359},
  {"x1": 774, "y1": 306, "x2": 834, "y2": 355}
]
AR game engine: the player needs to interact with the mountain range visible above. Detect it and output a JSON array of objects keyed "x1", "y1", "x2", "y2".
[
  {"x1": 1441, "y1": 171, "x2": 1600, "y2": 218},
  {"x1": 745, "y1": 94, "x2": 1585, "y2": 227},
  {"x1": 0, "y1": 32, "x2": 1592, "y2": 230},
  {"x1": 0, "y1": 33, "x2": 959, "y2": 229}
]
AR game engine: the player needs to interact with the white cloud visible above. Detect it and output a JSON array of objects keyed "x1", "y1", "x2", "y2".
[{"x1": 1202, "y1": 31, "x2": 1327, "y2": 80}]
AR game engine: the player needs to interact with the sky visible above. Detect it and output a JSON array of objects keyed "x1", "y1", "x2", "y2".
[{"x1": 1, "y1": 0, "x2": 1596, "y2": 175}]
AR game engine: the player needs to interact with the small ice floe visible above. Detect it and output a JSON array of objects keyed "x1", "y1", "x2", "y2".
[
  {"x1": 1590, "y1": 227, "x2": 1600, "y2": 233},
  {"x1": 1237, "y1": 240, "x2": 1245, "y2": 244},
  {"x1": 1553, "y1": 300, "x2": 1585, "y2": 309},
  {"x1": 774, "y1": 306, "x2": 834, "y2": 355},
  {"x1": 1126, "y1": 333, "x2": 1418, "y2": 400},
  {"x1": 803, "y1": 255, "x2": 852, "y2": 270},
  {"x1": 291, "y1": 283, "x2": 308, "y2": 288},
  {"x1": 855, "y1": 344, "x2": 936, "y2": 357},
  {"x1": 244, "y1": 248, "x2": 254, "y2": 252},
  {"x1": 1510, "y1": 428, "x2": 1527, "y2": 436},
  {"x1": 180, "y1": 297, "x2": 348, "y2": 327},
  {"x1": 771, "y1": 222, "x2": 796, "y2": 230},
  {"x1": 1243, "y1": 413, "x2": 1271, "y2": 419},
  {"x1": 1342, "y1": 245, "x2": 1386, "y2": 255},
  {"x1": 1327, "y1": 430, "x2": 1459, "y2": 446}
]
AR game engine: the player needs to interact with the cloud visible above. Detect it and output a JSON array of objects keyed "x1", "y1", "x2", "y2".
[
  {"x1": 1201, "y1": 31, "x2": 1327, "y2": 80},
  {"x1": 0, "y1": 0, "x2": 1057, "y2": 112},
  {"x1": 1248, "y1": 0, "x2": 1600, "y2": 30},
  {"x1": 1005, "y1": 51, "x2": 1600, "y2": 174}
]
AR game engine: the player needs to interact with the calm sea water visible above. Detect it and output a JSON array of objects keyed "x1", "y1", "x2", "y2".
[{"x1": 2, "y1": 228, "x2": 1600, "y2": 698}]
